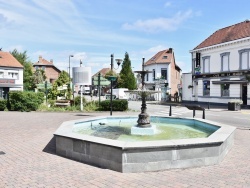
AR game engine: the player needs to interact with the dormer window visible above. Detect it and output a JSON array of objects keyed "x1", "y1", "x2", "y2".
[{"x1": 162, "y1": 56, "x2": 168, "y2": 59}]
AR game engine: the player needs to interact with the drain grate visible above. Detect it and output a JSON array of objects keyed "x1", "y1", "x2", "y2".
[{"x1": 0, "y1": 151, "x2": 5, "y2": 155}]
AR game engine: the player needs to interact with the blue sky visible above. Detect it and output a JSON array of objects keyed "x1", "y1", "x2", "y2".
[{"x1": 1, "y1": 0, "x2": 250, "y2": 75}]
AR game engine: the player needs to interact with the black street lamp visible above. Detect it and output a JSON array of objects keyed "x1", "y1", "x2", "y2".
[{"x1": 108, "y1": 54, "x2": 122, "y2": 116}]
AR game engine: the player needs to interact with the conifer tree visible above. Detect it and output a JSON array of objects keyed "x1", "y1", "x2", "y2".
[{"x1": 118, "y1": 52, "x2": 136, "y2": 90}]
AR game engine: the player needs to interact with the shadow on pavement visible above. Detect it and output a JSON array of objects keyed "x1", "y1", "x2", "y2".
[{"x1": 43, "y1": 136, "x2": 56, "y2": 155}]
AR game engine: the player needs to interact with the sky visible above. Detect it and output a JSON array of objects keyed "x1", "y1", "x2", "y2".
[{"x1": 1, "y1": 0, "x2": 250, "y2": 75}]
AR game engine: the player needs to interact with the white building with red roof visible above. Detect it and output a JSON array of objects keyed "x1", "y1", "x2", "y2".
[
  {"x1": 144, "y1": 48, "x2": 181, "y2": 101},
  {"x1": 0, "y1": 51, "x2": 23, "y2": 99},
  {"x1": 187, "y1": 20, "x2": 250, "y2": 106}
]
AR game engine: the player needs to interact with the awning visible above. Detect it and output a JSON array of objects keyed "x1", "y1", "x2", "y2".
[{"x1": 212, "y1": 80, "x2": 248, "y2": 84}]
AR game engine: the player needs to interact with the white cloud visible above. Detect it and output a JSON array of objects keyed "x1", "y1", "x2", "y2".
[
  {"x1": 164, "y1": 2, "x2": 172, "y2": 7},
  {"x1": 122, "y1": 10, "x2": 194, "y2": 33}
]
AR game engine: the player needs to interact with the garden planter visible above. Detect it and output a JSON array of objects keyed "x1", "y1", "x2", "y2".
[{"x1": 228, "y1": 102, "x2": 241, "y2": 111}]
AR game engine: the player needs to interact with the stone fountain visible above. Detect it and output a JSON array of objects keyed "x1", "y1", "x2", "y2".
[{"x1": 54, "y1": 57, "x2": 236, "y2": 173}]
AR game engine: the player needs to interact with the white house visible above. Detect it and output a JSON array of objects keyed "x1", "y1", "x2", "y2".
[
  {"x1": 144, "y1": 48, "x2": 181, "y2": 101},
  {"x1": 187, "y1": 20, "x2": 250, "y2": 105},
  {"x1": 0, "y1": 51, "x2": 23, "y2": 99}
]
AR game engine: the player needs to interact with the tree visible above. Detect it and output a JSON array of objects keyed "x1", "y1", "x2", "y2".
[
  {"x1": 55, "y1": 70, "x2": 69, "y2": 86},
  {"x1": 118, "y1": 52, "x2": 137, "y2": 90},
  {"x1": 33, "y1": 69, "x2": 46, "y2": 84},
  {"x1": 48, "y1": 70, "x2": 70, "y2": 100},
  {"x1": 10, "y1": 49, "x2": 35, "y2": 91}
]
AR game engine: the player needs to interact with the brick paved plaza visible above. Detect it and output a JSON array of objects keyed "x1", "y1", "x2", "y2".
[{"x1": 0, "y1": 111, "x2": 250, "y2": 187}]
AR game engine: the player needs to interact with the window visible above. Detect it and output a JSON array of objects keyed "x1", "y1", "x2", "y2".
[
  {"x1": 161, "y1": 68, "x2": 167, "y2": 80},
  {"x1": 202, "y1": 56, "x2": 210, "y2": 73},
  {"x1": 35, "y1": 66, "x2": 38, "y2": 70},
  {"x1": 42, "y1": 66, "x2": 45, "y2": 70},
  {"x1": 221, "y1": 52, "x2": 230, "y2": 71},
  {"x1": 8, "y1": 72, "x2": 18, "y2": 79},
  {"x1": 162, "y1": 56, "x2": 168, "y2": 59},
  {"x1": 152, "y1": 69, "x2": 155, "y2": 81},
  {"x1": 203, "y1": 80, "x2": 210, "y2": 96},
  {"x1": 221, "y1": 84, "x2": 230, "y2": 97},
  {"x1": 0, "y1": 72, "x2": 3, "y2": 78},
  {"x1": 239, "y1": 48, "x2": 250, "y2": 70},
  {"x1": 146, "y1": 73, "x2": 148, "y2": 81}
]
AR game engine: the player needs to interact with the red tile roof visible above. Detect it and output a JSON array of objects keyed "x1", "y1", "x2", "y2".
[
  {"x1": 0, "y1": 51, "x2": 23, "y2": 68},
  {"x1": 145, "y1": 49, "x2": 174, "y2": 65},
  {"x1": 33, "y1": 56, "x2": 53, "y2": 66},
  {"x1": 194, "y1": 20, "x2": 250, "y2": 50},
  {"x1": 93, "y1": 68, "x2": 112, "y2": 77}
]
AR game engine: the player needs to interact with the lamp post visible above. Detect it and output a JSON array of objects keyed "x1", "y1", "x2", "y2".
[
  {"x1": 68, "y1": 55, "x2": 74, "y2": 100},
  {"x1": 108, "y1": 54, "x2": 122, "y2": 116},
  {"x1": 69, "y1": 55, "x2": 74, "y2": 79}
]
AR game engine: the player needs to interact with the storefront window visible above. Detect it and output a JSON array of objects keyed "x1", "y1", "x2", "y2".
[
  {"x1": 203, "y1": 81, "x2": 210, "y2": 96},
  {"x1": 221, "y1": 84, "x2": 230, "y2": 97}
]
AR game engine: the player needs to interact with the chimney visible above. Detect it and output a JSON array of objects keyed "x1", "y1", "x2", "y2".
[
  {"x1": 50, "y1": 59, "x2": 53, "y2": 64},
  {"x1": 168, "y1": 48, "x2": 173, "y2": 53},
  {"x1": 39, "y1": 55, "x2": 42, "y2": 63}
]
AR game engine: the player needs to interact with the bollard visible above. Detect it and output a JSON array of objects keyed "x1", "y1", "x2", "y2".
[
  {"x1": 202, "y1": 109, "x2": 205, "y2": 119},
  {"x1": 169, "y1": 105, "x2": 172, "y2": 116},
  {"x1": 193, "y1": 109, "x2": 195, "y2": 118},
  {"x1": 208, "y1": 102, "x2": 210, "y2": 109}
]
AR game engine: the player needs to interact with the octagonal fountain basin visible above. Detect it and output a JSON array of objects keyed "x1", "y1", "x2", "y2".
[{"x1": 54, "y1": 116, "x2": 236, "y2": 173}]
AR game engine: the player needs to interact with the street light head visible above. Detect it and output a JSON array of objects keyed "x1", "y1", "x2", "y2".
[{"x1": 115, "y1": 59, "x2": 122, "y2": 67}]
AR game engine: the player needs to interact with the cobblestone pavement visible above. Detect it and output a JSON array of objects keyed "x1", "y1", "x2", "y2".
[{"x1": 0, "y1": 111, "x2": 250, "y2": 188}]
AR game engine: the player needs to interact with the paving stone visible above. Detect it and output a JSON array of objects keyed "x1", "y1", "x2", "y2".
[{"x1": 0, "y1": 111, "x2": 250, "y2": 187}]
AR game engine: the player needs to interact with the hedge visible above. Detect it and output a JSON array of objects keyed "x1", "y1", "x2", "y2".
[
  {"x1": 99, "y1": 99, "x2": 128, "y2": 111},
  {"x1": 8, "y1": 91, "x2": 45, "y2": 112},
  {"x1": 0, "y1": 99, "x2": 7, "y2": 111}
]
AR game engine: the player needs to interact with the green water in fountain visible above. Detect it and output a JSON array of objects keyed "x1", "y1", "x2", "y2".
[{"x1": 73, "y1": 117, "x2": 218, "y2": 142}]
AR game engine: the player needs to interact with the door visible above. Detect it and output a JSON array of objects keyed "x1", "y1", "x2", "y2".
[
  {"x1": 242, "y1": 85, "x2": 247, "y2": 105},
  {"x1": 194, "y1": 81, "x2": 198, "y2": 101}
]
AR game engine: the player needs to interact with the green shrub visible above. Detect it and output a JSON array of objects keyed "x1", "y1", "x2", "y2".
[
  {"x1": 73, "y1": 96, "x2": 86, "y2": 106},
  {"x1": 99, "y1": 99, "x2": 128, "y2": 111},
  {"x1": 0, "y1": 99, "x2": 7, "y2": 111},
  {"x1": 48, "y1": 99, "x2": 55, "y2": 107},
  {"x1": 84, "y1": 101, "x2": 99, "y2": 112},
  {"x1": 8, "y1": 91, "x2": 45, "y2": 112}
]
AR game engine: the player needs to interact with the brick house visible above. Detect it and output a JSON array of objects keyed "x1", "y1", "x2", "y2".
[
  {"x1": 33, "y1": 56, "x2": 61, "y2": 83},
  {"x1": 144, "y1": 48, "x2": 181, "y2": 101},
  {"x1": 187, "y1": 20, "x2": 250, "y2": 105},
  {"x1": 0, "y1": 51, "x2": 23, "y2": 99}
]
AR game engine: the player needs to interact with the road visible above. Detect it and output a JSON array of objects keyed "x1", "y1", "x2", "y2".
[{"x1": 128, "y1": 101, "x2": 250, "y2": 129}]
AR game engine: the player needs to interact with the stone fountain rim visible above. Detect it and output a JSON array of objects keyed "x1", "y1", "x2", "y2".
[{"x1": 54, "y1": 115, "x2": 236, "y2": 150}]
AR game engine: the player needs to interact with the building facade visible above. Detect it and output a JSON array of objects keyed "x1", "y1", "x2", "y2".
[
  {"x1": 33, "y1": 55, "x2": 61, "y2": 84},
  {"x1": 0, "y1": 51, "x2": 23, "y2": 99},
  {"x1": 144, "y1": 48, "x2": 181, "y2": 101},
  {"x1": 189, "y1": 20, "x2": 250, "y2": 105}
]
